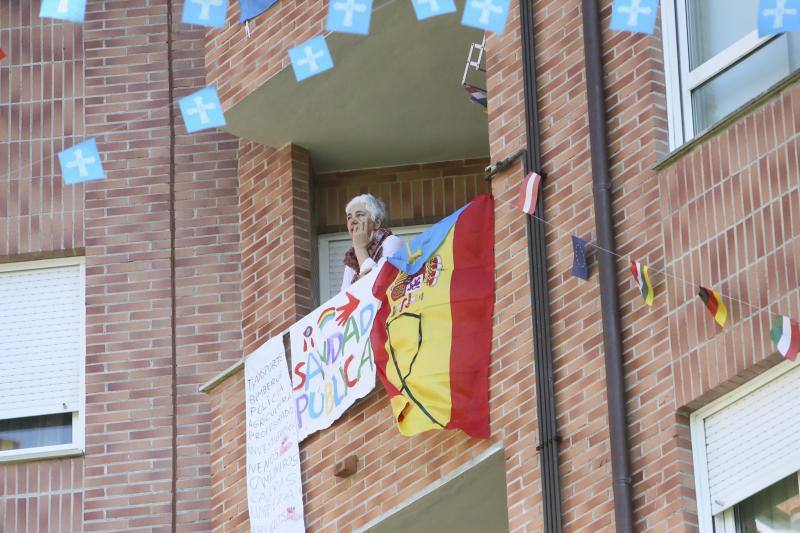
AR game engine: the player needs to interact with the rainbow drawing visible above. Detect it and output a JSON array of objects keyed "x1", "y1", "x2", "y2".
[{"x1": 318, "y1": 307, "x2": 336, "y2": 329}]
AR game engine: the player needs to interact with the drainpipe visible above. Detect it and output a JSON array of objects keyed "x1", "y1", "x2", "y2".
[
  {"x1": 580, "y1": 1, "x2": 635, "y2": 531},
  {"x1": 518, "y1": 1, "x2": 564, "y2": 531}
]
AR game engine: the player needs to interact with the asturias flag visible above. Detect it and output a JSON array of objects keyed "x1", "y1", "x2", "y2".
[{"x1": 370, "y1": 195, "x2": 494, "y2": 438}]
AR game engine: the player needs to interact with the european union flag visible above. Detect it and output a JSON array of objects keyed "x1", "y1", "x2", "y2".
[
  {"x1": 411, "y1": 0, "x2": 457, "y2": 20},
  {"x1": 39, "y1": 0, "x2": 87, "y2": 23},
  {"x1": 179, "y1": 86, "x2": 226, "y2": 133},
  {"x1": 571, "y1": 236, "x2": 590, "y2": 280},
  {"x1": 289, "y1": 36, "x2": 334, "y2": 82},
  {"x1": 59, "y1": 139, "x2": 105, "y2": 184},
  {"x1": 238, "y1": 0, "x2": 279, "y2": 22},
  {"x1": 326, "y1": 0, "x2": 373, "y2": 35},
  {"x1": 610, "y1": 0, "x2": 659, "y2": 34},
  {"x1": 461, "y1": 0, "x2": 510, "y2": 34},
  {"x1": 758, "y1": 0, "x2": 800, "y2": 36},
  {"x1": 182, "y1": 0, "x2": 230, "y2": 28}
]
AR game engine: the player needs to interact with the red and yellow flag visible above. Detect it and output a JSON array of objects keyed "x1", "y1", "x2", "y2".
[{"x1": 370, "y1": 195, "x2": 494, "y2": 438}]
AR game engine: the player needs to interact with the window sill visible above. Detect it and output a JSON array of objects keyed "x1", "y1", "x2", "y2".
[
  {"x1": 655, "y1": 68, "x2": 800, "y2": 171},
  {"x1": 0, "y1": 445, "x2": 84, "y2": 464}
]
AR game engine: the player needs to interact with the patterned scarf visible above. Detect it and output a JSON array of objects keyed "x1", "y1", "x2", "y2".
[{"x1": 344, "y1": 227, "x2": 394, "y2": 279}]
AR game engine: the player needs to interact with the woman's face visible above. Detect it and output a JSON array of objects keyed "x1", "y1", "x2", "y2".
[{"x1": 346, "y1": 202, "x2": 377, "y2": 237}]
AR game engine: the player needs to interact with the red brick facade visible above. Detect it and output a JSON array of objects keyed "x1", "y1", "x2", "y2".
[{"x1": 2, "y1": 0, "x2": 799, "y2": 532}]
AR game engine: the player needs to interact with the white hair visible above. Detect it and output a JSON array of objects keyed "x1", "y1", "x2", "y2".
[{"x1": 346, "y1": 194, "x2": 389, "y2": 227}]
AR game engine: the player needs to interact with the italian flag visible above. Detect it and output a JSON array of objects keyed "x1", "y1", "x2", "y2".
[
  {"x1": 630, "y1": 260, "x2": 654, "y2": 306},
  {"x1": 771, "y1": 315, "x2": 800, "y2": 362}
]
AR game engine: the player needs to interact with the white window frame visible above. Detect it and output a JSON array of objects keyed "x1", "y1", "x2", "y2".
[
  {"x1": 661, "y1": 0, "x2": 781, "y2": 148},
  {"x1": 0, "y1": 257, "x2": 86, "y2": 463},
  {"x1": 690, "y1": 360, "x2": 800, "y2": 532},
  {"x1": 318, "y1": 224, "x2": 432, "y2": 302}
]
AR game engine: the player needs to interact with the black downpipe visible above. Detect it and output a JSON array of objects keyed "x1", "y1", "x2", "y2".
[
  {"x1": 518, "y1": 1, "x2": 563, "y2": 531},
  {"x1": 580, "y1": 1, "x2": 635, "y2": 531}
]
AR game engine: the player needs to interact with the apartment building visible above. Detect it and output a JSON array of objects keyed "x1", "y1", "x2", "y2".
[{"x1": 1, "y1": 0, "x2": 798, "y2": 531}]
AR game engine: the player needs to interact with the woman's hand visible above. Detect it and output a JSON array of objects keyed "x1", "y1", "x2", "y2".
[{"x1": 351, "y1": 221, "x2": 371, "y2": 249}]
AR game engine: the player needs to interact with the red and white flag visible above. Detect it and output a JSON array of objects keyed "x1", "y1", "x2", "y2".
[{"x1": 517, "y1": 171, "x2": 542, "y2": 215}]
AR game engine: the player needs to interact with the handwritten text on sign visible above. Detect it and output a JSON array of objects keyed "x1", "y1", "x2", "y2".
[
  {"x1": 245, "y1": 336, "x2": 304, "y2": 533},
  {"x1": 290, "y1": 265, "x2": 381, "y2": 441}
]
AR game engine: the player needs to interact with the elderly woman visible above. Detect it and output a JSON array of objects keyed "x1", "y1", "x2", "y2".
[{"x1": 341, "y1": 194, "x2": 403, "y2": 291}]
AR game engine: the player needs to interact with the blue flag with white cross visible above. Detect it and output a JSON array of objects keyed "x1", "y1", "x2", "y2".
[
  {"x1": 289, "y1": 36, "x2": 335, "y2": 82},
  {"x1": 759, "y1": 0, "x2": 800, "y2": 36},
  {"x1": 182, "y1": 0, "x2": 230, "y2": 28},
  {"x1": 238, "y1": 0, "x2": 279, "y2": 22},
  {"x1": 461, "y1": 0, "x2": 510, "y2": 34},
  {"x1": 411, "y1": 0, "x2": 457, "y2": 20},
  {"x1": 179, "y1": 86, "x2": 227, "y2": 133},
  {"x1": 610, "y1": 0, "x2": 659, "y2": 34},
  {"x1": 326, "y1": 0, "x2": 373, "y2": 35},
  {"x1": 59, "y1": 139, "x2": 105, "y2": 184},
  {"x1": 39, "y1": 0, "x2": 87, "y2": 23}
]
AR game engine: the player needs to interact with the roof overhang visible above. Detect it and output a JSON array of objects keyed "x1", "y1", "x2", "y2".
[{"x1": 224, "y1": 0, "x2": 489, "y2": 173}]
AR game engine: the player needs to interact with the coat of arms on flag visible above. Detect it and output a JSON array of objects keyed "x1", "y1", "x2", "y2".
[
  {"x1": 630, "y1": 260, "x2": 654, "y2": 306},
  {"x1": 698, "y1": 287, "x2": 728, "y2": 327},
  {"x1": 771, "y1": 315, "x2": 800, "y2": 361},
  {"x1": 370, "y1": 195, "x2": 494, "y2": 438}
]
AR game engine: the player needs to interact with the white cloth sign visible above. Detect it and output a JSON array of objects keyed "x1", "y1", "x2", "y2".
[
  {"x1": 290, "y1": 262, "x2": 382, "y2": 441},
  {"x1": 245, "y1": 336, "x2": 305, "y2": 533}
]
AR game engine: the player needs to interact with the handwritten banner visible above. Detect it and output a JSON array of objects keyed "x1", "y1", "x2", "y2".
[
  {"x1": 245, "y1": 336, "x2": 304, "y2": 533},
  {"x1": 290, "y1": 263, "x2": 382, "y2": 441}
]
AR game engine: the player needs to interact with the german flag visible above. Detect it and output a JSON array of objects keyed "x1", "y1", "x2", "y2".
[
  {"x1": 698, "y1": 286, "x2": 727, "y2": 327},
  {"x1": 370, "y1": 195, "x2": 494, "y2": 438},
  {"x1": 630, "y1": 260, "x2": 654, "y2": 306}
]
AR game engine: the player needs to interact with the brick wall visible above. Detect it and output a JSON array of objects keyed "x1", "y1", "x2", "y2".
[
  {"x1": 0, "y1": 0, "x2": 85, "y2": 258},
  {"x1": 204, "y1": 0, "x2": 799, "y2": 531},
  {"x1": 0, "y1": 2, "x2": 86, "y2": 531},
  {"x1": 314, "y1": 158, "x2": 490, "y2": 233},
  {"x1": 81, "y1": 0, "x2": 243, "y2": 530}
]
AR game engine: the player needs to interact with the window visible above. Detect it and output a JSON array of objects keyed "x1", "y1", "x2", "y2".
[
  {"x1": 662, "y1": 0, "x2": 800, "y2": 147},
  {"x1": 0, "y1": 258, "x2": 86, "y2": 462},
  {"x1": 317, "y1": 225, "x2": 431, "y2": 302},
  {"x1": 690, "y1": 361, "x2": 800, "y2": 532}
]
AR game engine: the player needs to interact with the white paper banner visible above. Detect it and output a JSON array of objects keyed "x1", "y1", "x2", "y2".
[
  {"x1": 290, "y1": 263, "x2": 382, "y2": 441},
  {"x1": 245, "y1": 336, "x2": 305, "y2": 533}
]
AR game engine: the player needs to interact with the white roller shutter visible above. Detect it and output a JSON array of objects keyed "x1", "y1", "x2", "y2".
[
  {"x1": 0, "y1": 260, "x2": 85, "y2": 420},
  {"x1": 697, "y1": 363, "x2": 800, "y2": 516},
  {"x1": 318, "y1": 226, "x2": 431, "y2": 302}
]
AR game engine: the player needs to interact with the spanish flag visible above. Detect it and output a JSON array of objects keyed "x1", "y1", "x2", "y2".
[
  {"x1": 698, "y1": 286, "x2": 728, "y2": 327},
  {"x1": 370, "y1": 195, "x2": 494, "y2": 438}
]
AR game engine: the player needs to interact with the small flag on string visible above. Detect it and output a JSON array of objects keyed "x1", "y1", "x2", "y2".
[
  {"x1": 182, "y1": 0, "x2": 230, "y2": 28},
  {"x1": 698, "y1": 287, "x2": 728, "y2": 327},
  {"x1": 238, "y1": 0, "x2": 279, "y2": 22},
  {"x1": 571, "y1": 236, "x2": 590, "y2": 280},
  {"x1": 463, "y1": 84, "x2": 488, "y2": 109},
  {"x1": 630, "y1": 260, "x2": 654, "y2": 306},
  {"x1": 771, "y1": 315, "x2": 800, "y2": 361},
  {"x1": 758, "y1": 0, "x2": 800, "y2": 37},
  {"x1": 40, "y1": 0, "x2": 87, "y2": 23},
  {"x1": 610, "y1": 0, "x2": 659, "y2": 34},
  {"x1": 179, "y1": 86, "x2": 226, "y2": 133},
  {"x1": 0, "y1": 48, "x2": 5, "y2": 61},
  {"x1": 411, "y1": 0, "x2": 457, "y2": 20},
  {"x1": 289, "y1": 36, "x2": 334, "y2": 81},
  {"x1": 58, "y1": 138, "x2": 105, "y2": 184},
  {"x1": 461, "y1": 0, "x2": 511, "y2": 34},
  {"x1": 517, "y1": 171, "x2": 542, "y2": 216},
  {"x1": 326, "y1": 0, "x2": 373, "y2": 35}
]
